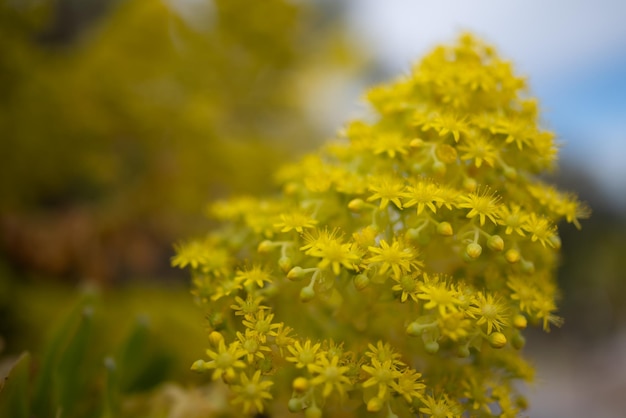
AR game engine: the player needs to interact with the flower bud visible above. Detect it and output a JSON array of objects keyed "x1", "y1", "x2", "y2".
[
  {"x1": 487, "y1": 235, "x2": 504, "y2": 252},
  {"x1": 505, "y1": 248, "x2": 520, "y2": 264},
  {"x1": 424, "y1": 340, "x2": 439, "y2": 354},
  {"x1": 300, "y1": 286, "x2": 316, "y2": 303},
  {"x1": 406, "y1": 322, "x2": 422, "y2": 337},
  {"x1": 278, "y1": 256, "x2": 292, "y2": 273},
  {"x1": 457, "y1": 345, "x2": 470, "y2": 358},
  {"x1": 521, "y1": 260, "x2": 535, "y2": 274},
  {"x1": 432, "y1": 160, "x2": 446, "y2": 176},
  {"x1": 436, "y1": 221, "x2": 454, "y2": 236},
  {"x1": 512, "y1": 332, "x2": 526, "y2": 350},
  {"x1": 503, "y1": 166, "x2": 517, "y2": 180},
  {"x1": 353, "y1": 274, "x2": 370, "y2": 290},
  {"x1": 465, "y1": 242, "x2": 482, "y2": 259},
  {"x1": 348, "y1": 198, "x2": 365, "y2": 212},
  {"x1": 406, "y1": 228, "x2": 421, "y2": 241},
  {"x1": 367, "y1": 397, "x2": 384, "y2": 412},
  {"x1": 436, "y1": 143, "x2": 458, "y2": 164},
  {"x1": 287, "y1": 266, "x2": 304, "y2": 281},
  {"x1": 410, "y1": 138, "x2": 425, "y2": 148},
  {"x1": 284, "y1": 182, "x2": 299, "y2": 196},
  {"x1": 305, "y1": 405, "x2": 322, "y2": 418},
  {"x1": 190, "y1": 359, "x2": 206, "y2": 372},
  {"x1": 549, "y1": 234, "x2": 562, "y2": 249},
  {"x1": 292, "y1": 377, "x2": 309, "y2": 393},
  {"x1": 258, "y1": 240, "x2": 274, "y2": 253},
  {"x1": 488, "y1": 332, "x2": 507, "y2": 349},
  {"x1": 208, "y1": 331, "x2": 224, "y2": 347},
  {"x1": 463, "y1": 177, "x2": 477, "y2": 192},
  {"x1": 288, "y1": 398, "x2": 303, "y2": 413},
  {"x1": 513, "y1": 314, "x2": 528, "y2": 329}
]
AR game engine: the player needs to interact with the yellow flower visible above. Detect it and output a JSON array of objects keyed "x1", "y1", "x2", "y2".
[
  {"x1": 171, "y1": 240, "x2": 209, "y2": 269},
  {"x1": 371, "y1": 132, "x2": 409, "y2": 158},
  {"x1": 458, "y1": 188, "x2": 501, "y2": 225},
  {"x1": 422, "y1": 113, "x2": 469, "y2": 142},
  {"x1": 418, "y1": 394, "x2": 461, "y2": 418},
  {"x1": 367, "y1": 175, "x2": 405, "y2": 209},
  {"x1": 522, "y1": 213, "x2": 557, "y2": 247},
  {"x1": 418, "y1": 274, "x2": 461, "y2": 316},
  {"x1": 361, "y1": 358, "x2": 402, "y2": 399},
  {"x1": 458, "y1": 135, "x2": 499, "y2": 167},
  {"x1": 391, "y1": 274, "x2": 421, "y2": 303},
  {"x1": 286, "y1": 339, "x2": 321, "y2": 371},
  {"x1": 498, "y1": 204, "x2": 528, "y2": 236},
  {"x1": 236, "y1": 329, "x2": 272, "y2": 363},
  {"x1": 235, "y1": 264, "x2": 274, "y2": 288},
  {"x1": 198, "y1": 340, "x2": 246, "y2": 381},
  {"x1": 231, "y1": 370, "x2": 273, "y2": 414},
  {"x1": 438, "y1": 312, "x2": 471, "y2": 341},
  {"x1": 367, "y1": 239, "x2": 422, "y2": 279},
  {"x1": 309, "y1": 353, "x2": 352, "y2": 398},
  {"x1": 307, "y1": 235, "x2": 361, "y2": 275},
  {"x1": 274, "y1": 211, "x2": 318, "y2": 233},
  {"x1": 230, "y1": 295, "x2": 268, "y2": 318},
  {"x1": 365, "y1": 341, "x2": 405, "y2": 366},
  {"x1": 402, "y1": 179, "x2": 443, "y2": 215},
  {"x1": 390, "y1": 368, "x2": 425, "y2": 404},
  {"x1": 468, "y1": 292, "x2": 509, "y2": 334},
  {"x1": 242, "y1": 310, "x2": 281, "y2": 342},
  {"x1": 172, "y1": 239, "x2": 230, "y2": 275}
]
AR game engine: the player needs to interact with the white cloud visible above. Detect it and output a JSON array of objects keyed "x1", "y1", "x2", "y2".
[{"x1": 347, "y1": 0, "x2": 626, "y2": 79}]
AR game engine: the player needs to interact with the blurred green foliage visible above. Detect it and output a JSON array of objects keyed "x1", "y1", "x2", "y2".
[
  {"x1": 0, "y1": 0, "x2": 360, "y2": 282},
  {"x1": 0, "y1": 285, "x2": 210, "y2": 418}
]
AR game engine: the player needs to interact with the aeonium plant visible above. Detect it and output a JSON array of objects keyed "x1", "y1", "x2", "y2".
[{"x1": 173, "y1": 34, "x2": 589, "y2": 417}]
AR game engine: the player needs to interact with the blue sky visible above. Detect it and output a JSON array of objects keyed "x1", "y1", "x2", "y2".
[{"x1": 344, "y1": 0, "x2": 626, "y2": 207}]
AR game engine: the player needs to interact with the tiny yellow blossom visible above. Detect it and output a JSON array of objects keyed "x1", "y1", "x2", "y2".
[
  {"x1": 309, "y1": 354, "x2": 352, "y2": 398},
  {"x1": 367, "y1": 239, "x2": 422, "y2": 279},
  {"x1": 458, "y1": 188, "x2": 501, "y2": 225},
  {"x1": 231, "y1": 370, "x2": 273, "y2": 414},
  {"x1": 367, "y1": 176, "x2": 405, "y2": 209}
]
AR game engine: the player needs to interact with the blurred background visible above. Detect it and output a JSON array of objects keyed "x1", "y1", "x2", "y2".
[{"x1": 0, "y1": 0, "x2": 624, "y2": 417}]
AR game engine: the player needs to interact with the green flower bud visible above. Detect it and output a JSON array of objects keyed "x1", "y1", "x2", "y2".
[
  {"x1": 513, "y1": 314, "x2": 528, "y2": 329},
  {"x1": 466, "y1": 242, "x2": 482, "y2": 259},
  {"x1": 305, "y1": 405, "x2": 322, "y2": 418},
  {"x1": 287, "y1": 266, "x2": 304, "y2": 281},
  {"x1": 457, "y1": 345, "x2": 470, "y2": 358},
  {"x1": 300, "y1": 286, "x2": 315, "y2": 303},
  {"x1": 432, "y1": 160, "x2": 446, "y2": 176},
  {"x1": 521, "y1": 260, "x2": 535, "y2": 274},
  {"x1": 367, "y1": 397, "x2": 384, "y2": 412},
  {"x1": 257, "y1": 240, "x2": 274, "y2": 253},
  {"x1": 487, "y1": 235, "x2": 504, "y2": 251},
  {"x1": 424, "y1": 340, "x2": 440, "y2": 354},
  {"x1": 463, "y1": 177, "x2": 477, "y2": 192},
  {"x1": 406, "y1": 322, "x2": 422, "y2": 337},
  {"x1": 505, "y1": 248, "x2": 520, "y2": 263},
  {"x1": 288, "y1": 398, "x2": 303, "y2": 413},
  {"x1": 437, "y1": 221, "x2": 454, "y2": 236},
  {"x1": 279, "y1": 256, "x2": 293, "y2": 272},
  {"x1": 353, "y1": 274, "x2": 370, "y2": 290},
  {"x1": 488, "y1": 332, "x2": 507, "y2": 348},
  {"x1": 348, "y1": 198, "x2": 365, "y2": 212},
  {"x1": 512, "y1": 332, "x2": 526, "y2": 350},
  {"x1": 503, "y1": 166, "x2": 517, "y2": 180}
]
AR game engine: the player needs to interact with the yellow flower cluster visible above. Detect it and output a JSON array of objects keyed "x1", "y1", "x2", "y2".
[{"x1": 174, "y1": 34, "x2": 589, "y2": 417}]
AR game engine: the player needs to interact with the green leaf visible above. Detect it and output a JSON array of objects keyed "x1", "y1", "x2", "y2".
[{"x1": 0, "y1": 352, "x2": 31, "y2": 418}]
